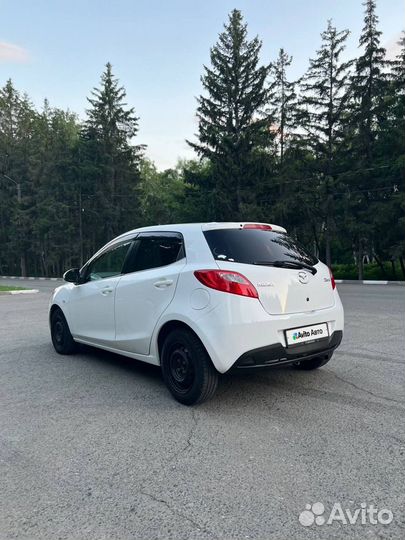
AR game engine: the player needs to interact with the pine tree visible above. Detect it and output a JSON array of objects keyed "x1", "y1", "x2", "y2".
[
  {"x1": 30, "y1": 103, "x2": 81, "y2": 275},
  {"x1": 300, "y1": 20, "x2": 353, "y2": 265},
  {"x1": 346, "y1": 0, "x2": 389, "y2": 278},
  {"x1": 351, "y1": 0, "x2": 388, "y2": 162},
  {"x1": 84, "y1": 62, "x2": 144, "y2": 241},
  {"x1": 263, "y1": 48, "x2": 301, "y2": 228},
  {"x1": 0, "y1": 80, "x2": 36, "y2": 276},
  {"x1": 267, "y1": 48, "x2": 298, "y2": 167},
  {"x1": 371, "y1": 31, "x2": 405, "y2": 278},
  {"x1": 188, "y1": 9, "x2": 272, "y2": 219}
]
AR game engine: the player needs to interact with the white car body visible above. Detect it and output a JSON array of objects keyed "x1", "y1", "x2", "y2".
[{"x1": 50, "y1": 222, "x2": 344, "y2": 376}]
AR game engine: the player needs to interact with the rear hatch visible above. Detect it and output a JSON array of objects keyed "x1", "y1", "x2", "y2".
[{"x1": 203, "y1": 226, "x2": 335, "y2": 315}]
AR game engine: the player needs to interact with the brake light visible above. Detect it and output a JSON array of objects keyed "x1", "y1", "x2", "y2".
[
  {"x1": 242, "y1": 223, "x2": 272, "y2": 230},
  {"x1": 329, "y1": 267, "x2": 336, "y2": 290},
  {"x1": 194, "y1": 270, "x2": 258, "y2": 298}
]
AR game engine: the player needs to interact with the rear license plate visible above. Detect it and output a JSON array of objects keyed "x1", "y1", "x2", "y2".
[{"x1": 285, "y1": 323, "x2": 329, "y2": 347}]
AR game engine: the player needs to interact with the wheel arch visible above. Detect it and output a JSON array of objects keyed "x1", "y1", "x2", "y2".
[
  {"x1": 157, "y1": 320, "x2": 201, "y2": 359},
  {"x1": 49, "y1": 302, "x2": 68, "y2": 327},
  {"x1": 154, "y1": 316, "x2": 222, "y2": 372}
]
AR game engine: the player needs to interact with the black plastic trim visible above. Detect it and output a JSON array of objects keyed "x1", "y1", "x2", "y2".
[{"x1": 232, "y1": 330, "x2": 343, "y2": 370}]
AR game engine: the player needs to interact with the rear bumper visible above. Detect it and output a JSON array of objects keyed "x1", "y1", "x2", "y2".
[
  {"x1": 189, "y1": 292, "x2": 344, "y2": 373},
  {"x1": 233, "y1": 330, "x2": 343, "y2": 369},
  {"x1": 162, "y1": 278, "x2": 344, "y2": 374}
]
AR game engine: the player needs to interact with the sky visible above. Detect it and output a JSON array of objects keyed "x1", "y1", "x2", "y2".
[{"x1": 1, "y1": 0, "x2": 403, "y2": 170}]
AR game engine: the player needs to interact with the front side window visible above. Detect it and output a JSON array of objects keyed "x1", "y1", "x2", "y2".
[
  {"x1": 87, "y1": 242, "x2": 132, "y2": 281},
  {"x1": 124, "y1": 234, "x2": 184, "y2": 273}
]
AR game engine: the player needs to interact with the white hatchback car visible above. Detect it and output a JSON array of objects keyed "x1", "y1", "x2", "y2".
[{"x1": 50, "y1": 222, "x2": 344, "y2": 404}]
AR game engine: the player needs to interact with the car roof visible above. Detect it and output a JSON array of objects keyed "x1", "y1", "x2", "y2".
[
  {"x1": 87, "y1": 222, "x2": 287, "y2": 267},
  {"x1": 118, "y1": 222, "x2": 287, "y2": 238}
]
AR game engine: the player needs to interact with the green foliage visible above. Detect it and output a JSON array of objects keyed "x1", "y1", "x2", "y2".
[
  {"x1": 0, "y1": 64, "x2": 145, "y2": 275},
  {"x1": 0, "y1": 3, "x2": 403, "y2": 280},
  {"x1": 82, "y1": 62, "x2": 144, "y2": 244},
  {"x1": 332, "y1": 262, "x2": 403, "y2": 280},
  {"x1": 137, "y1": 159, "x2": 195, "y2": 225},
  {"x1": 267, "y1": 48, "x2": 299, "y2": 165},
  {"x1": 187, "y1": 9, "x2": 273, "y2": 219},
  {"x1": 342, "y1": 0, "x2": 403, "y2": 278},
  {"x1": 299, "y1": 20, "x2": 353, "y2": 266}
]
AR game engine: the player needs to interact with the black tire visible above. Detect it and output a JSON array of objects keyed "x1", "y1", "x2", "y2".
[
  {"x1": 292, "y1": 353, "x2": 333, "y2": 370},
  {"x1": 161, "y1": 328, "x2": 218, "y2": 405},
  {"x1": 50, "y1": 307, "x2": 77, "y2": 355}
]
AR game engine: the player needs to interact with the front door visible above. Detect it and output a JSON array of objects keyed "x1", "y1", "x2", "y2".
[{"x1": 68, "y1": 241, "x2": 132, "y2": 345}]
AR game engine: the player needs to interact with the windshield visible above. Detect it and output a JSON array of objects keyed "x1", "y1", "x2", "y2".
[{"x1": 203, "y1": 229, "x2": 318, "y2": 266}]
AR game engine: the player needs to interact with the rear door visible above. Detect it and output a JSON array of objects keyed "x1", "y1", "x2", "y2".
[
  {"x1": 203, "y1": 228, "x2": 335, "y2": 315},
  {"x1": 114, "y1": 232, "x2": 186, "y2": 355}
]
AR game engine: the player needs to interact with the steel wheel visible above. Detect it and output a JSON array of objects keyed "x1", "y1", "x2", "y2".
[
  {"x1": 168, "y1": 343, "x2": 195, "y2": 394},
  {"x1": 50, "y1": 308, "x2": 77, "y2": 355},
  {"x1": 161, "y1": 328, "x2": 218, "y2": 405}
]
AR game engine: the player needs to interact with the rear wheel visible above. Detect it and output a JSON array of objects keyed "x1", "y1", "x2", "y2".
[
  {"x1": 161, "y1": 328, "x2": 218, "y2": 405},
  {"x1": 50, "y1": 308, "x2": 77, "y2": 355},
  {"x1": 292, "y1": 354, "x2": 332, "y2": 370}
]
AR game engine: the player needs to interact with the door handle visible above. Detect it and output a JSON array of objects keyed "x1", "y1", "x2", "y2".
[
  {"x1": 101, "y1": 286, "x2": 113, "y2": 295},
  {"x1": 153, "y1": 279, "x2": 174, "y2": 288}
]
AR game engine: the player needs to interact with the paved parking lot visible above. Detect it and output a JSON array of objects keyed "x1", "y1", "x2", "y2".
[{"x1": 0, "y1": 282, "x2": 404, "y2": 539}]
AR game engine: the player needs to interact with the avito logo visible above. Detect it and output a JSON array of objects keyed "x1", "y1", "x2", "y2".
[
  {"x1": 293, "y1": 330, "x2": 310, "y2": 340},
  {"x1": 293, "y1": 328, "x2": 324, "y2": 341},
  {"x1": 298, "y1": 501, "x2": 393, "y2": 527}
]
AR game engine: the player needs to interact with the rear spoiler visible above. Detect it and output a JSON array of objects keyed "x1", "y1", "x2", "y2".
[{"x1": 202, "y1": 222, "x2": 287, "y2": 233}]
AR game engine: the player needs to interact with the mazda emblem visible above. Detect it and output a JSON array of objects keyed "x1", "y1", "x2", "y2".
[{"x1": 298, "y1": 271, "x2": 309, "y2": 284}]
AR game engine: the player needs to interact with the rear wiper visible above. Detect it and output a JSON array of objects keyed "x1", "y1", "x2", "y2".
[{"x1": 253, "y1": 260, "x2": 317, "y2": 275}]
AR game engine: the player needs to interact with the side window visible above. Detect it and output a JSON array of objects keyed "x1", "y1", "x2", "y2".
[
  {"x1": 87, "y1": 242, "x2": 131, "y2": 281},
  {"x1": 124, "y1": 234, "x2": 184, "y2": 273}
]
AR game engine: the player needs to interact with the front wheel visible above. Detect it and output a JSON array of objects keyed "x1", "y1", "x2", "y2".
[
  {"x1": 292, "y1": 353, "x2": 333, "y2": 370},
  {"x1": 50, "y1": 308, "x2": 77, "y2": 355},
  {"x1": 161, "y1": 328, "x2": 218, "y2": 405}
]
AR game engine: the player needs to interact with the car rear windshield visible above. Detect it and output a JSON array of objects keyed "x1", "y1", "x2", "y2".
[{"x1": 203, "y1": 229, "x2": 318, "y2": 266}]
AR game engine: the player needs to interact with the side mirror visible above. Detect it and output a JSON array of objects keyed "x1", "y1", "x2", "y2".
[{"x1": 63, "y1": 268, "x2": 80, "y2": 284}]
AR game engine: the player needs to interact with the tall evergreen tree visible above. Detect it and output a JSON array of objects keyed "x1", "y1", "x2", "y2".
[
  {"x1": 267, "y1": 48, "x2": 298, "y2": 167},
  {"x1": 263, "y1": 48, "x2": 301, "y2": 228},
  {"x1": 345, "y1": 0, "x2": 389, "y2": 277},
  {"x1": 188, "y1": 9, "x2": 272, "y2": 219},
  {"x1": 370, "y1": 31, "x2": 405, "y2": 277},
  {"x1": 300, "y1": 20, "x2": 353, "y2": 266},
  {"x1": 30, "y1": 103, "x2": 81, "y2": 275},
  {"x1": 84, "y1": 62, "x2": 144, "y2": 242},
  {"x1": 0, "y1": 80, "x2": 36, "y2": 276},
  {"x1": 351, "y1": 0, "x2": 388, "y2": 162}
]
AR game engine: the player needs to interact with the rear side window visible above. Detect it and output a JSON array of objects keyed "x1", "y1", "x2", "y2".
[
  {"x1": 203, "y1": 229, "x2": 318, "y2": 266},
  {"x1": 124, "y1": 234, "x2": 184, "y2": 273}
]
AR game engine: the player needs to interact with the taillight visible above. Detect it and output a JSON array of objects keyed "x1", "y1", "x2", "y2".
[
  {"x1": 242, "y1": 223, "x2": 272, "y2": 230},
  {"x1": 194, "y1": 270, "x2": 258, "y2": 298},
  {"x1": 329, "y1": 267, "x2": 336, "y2": 289}
]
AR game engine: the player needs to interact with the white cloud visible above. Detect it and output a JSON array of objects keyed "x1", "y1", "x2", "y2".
[
  {"x1": 0, "y1": 41, "x2": 29, "y2": 63},
  {"x1": 385, "y1": 32, "x2": 402, "y2": 60}
]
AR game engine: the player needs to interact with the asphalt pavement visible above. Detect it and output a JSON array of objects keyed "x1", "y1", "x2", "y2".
[{"x1": 0, "y1": 282, "x2": 404, "y2": 539}]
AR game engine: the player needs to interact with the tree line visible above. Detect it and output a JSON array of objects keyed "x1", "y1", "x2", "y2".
[{"x1": 0, "y1": 0, "x2": 404, "y2": 279}]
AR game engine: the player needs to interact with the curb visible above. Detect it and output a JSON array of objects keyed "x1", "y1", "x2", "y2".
[
  {"x1": 1, "y1": 276, "x2": 62, "y2": 281},
  {"x1": 0, "y1": 289, "x2": 39, "y2": 295},
  {"x1": 335, "y1": 279, "x2": 404, "y2": 286}
]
